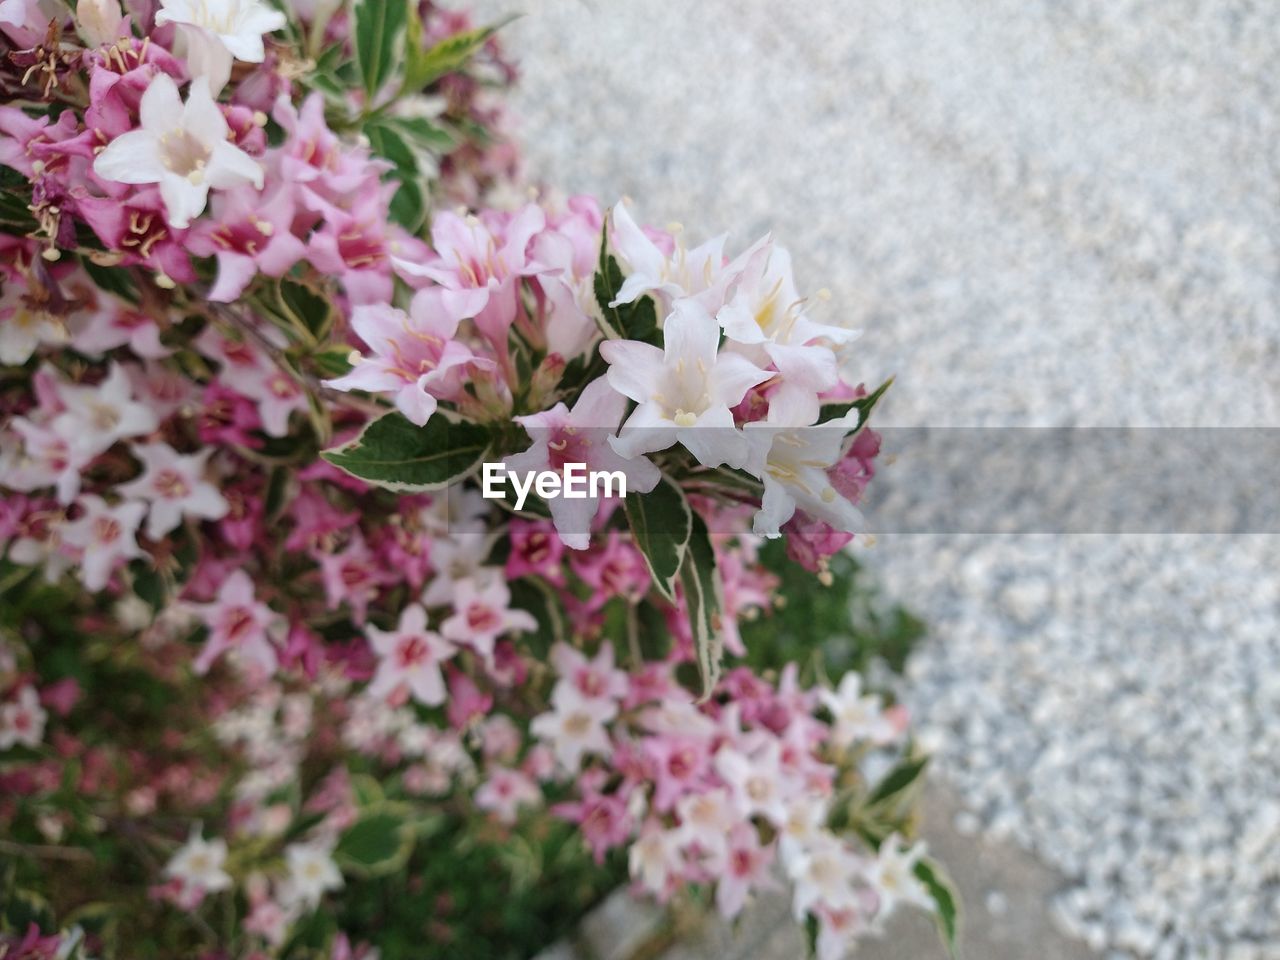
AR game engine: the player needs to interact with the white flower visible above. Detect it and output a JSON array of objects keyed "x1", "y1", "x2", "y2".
[
  {"x1": 601, "y1": 300, "x2": 770, "y2": 469},
  {"x1": 713, "y1": 740, "x2": 789, "y2": 826},
  {"x1": 53, "y1": 362, "x2": 159, "y2": 455},
  {"x1": 282, "y1": 842, "x2": 343, "y2": 909},
  {"x1": 718, "y1": 240, "x2": 858, "y2": 424},
  {"x1": 530, "y1": 691, "x2": 616, "y2": 773},
  {"x1": 155, "y1": 0, "x2": 286, "y2": 93},
  {"x1": 866, "y1": 835, "x2": 933, "y2": 919},
  {"x1": 788, "y1": 830, "x2": 865, "y2": 921},
  {"x1": 60, "y1": 495, "x2": 147, "y2": 592},
  {"x1": 743, "y1": 393, "x2": 864, "y2": 538},
  {"x1": 74, "y1": 0, "x2": 124, "y2": 46},
  {"x1": 93, "y1": 74, "x2": 264, "y2": 229},
  {"x1": 0, "y1": 685, "x2": 47, "y2": 750},
  {"x1": 819, "y1": 673, "x2": 896, "y2": 750},
  {"x1": 608, "y1": 201, "x2": 737, "y2": 311},
  {"x1": 0, "y1": 281, "x2": 67, "y2": 365},
  {"x1": 117, "y1": 442, "x2": 229, "y2": 539},
  {"x1": 629, "y1": 820, "x2": 685, "y2": 898},
  {"x1": 165, "y1": 826, "x2": 233, "y2": 894}
]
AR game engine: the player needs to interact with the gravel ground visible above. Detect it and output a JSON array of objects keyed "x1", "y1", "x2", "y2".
[{"x1": 478, "y1": 1, "x2": 1280, "y2": 957}]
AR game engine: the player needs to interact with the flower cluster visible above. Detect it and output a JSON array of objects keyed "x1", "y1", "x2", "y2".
[{"x1": 0, "y1": 1, "x2": 951, "y2": 958}]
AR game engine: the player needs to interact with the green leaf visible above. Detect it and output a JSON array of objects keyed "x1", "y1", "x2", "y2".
[
  {"x1": 623, "y1": 473, "x2": 692, "y2": 604},
  {"x1": 593, "y1": 221, "x2": 659, "y2": 343},
  {"x1": 387, "y1": 115, "x2": 458, "y2": 153},
  {"x1": 679, "y1": 511, "x2": 724, "y2": 697},
  {"x1": 509, "y1": 577, "x2": 566, "y2": 660},
  {"x1": 365, "y1": 118, "x2": 417, "y2": 172},
  {"x1": 322, "y1": 412, "x2": 491, "y2": 492},
  {"x1": 277, "y1": 277, "x2": 333, "y2": 341},
  {"x1": 404, "y1": 18, "x2": 512, "y2": 92},
  {"x1": 914, "y1": 856, "x2": 961, "y2": 958},
  {"x1": 352, "y1": 0, "x2": 408, "y2": 99},
  {"x1": 334, "y1": 807, "x2": 415, "y2": 878},
  {"x1": 818, "y1": 375, "x2": 894, "y2": 432},
  {"x1": 867, "y1": 753, "x2": 929, "y2": 807}
]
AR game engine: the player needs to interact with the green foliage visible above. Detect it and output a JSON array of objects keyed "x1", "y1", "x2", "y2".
[
  {"x1": 351, "y1": 0, "x2": 408, "y2": 99},
  {"x1": 322, "y1": 412, "x2": 492, "y2": 491},
  {"x1": 593, "y1": 223, "x2": 659, "y2": 342},
  {"x1": 679, "y1": 512, "x2": 723, "y2": 697},
  {"x1": 817, "y1": 376, "x2": 894, "y2": 433},
  {"x1": 335, "y1": 808, "x2": 417, "y2": 878},
  {"x1": 623, "y1": 474, "x2": 692, "y2": 604},
  {"x1": 404, "y1": 19, "x2": 512, "y2": 92},
  {"x1": 914, "y1": 857, "x2": 961, "y2": 959},
  {"x1": 741, "y1": 538, "x2": 926, "y2": 679}
]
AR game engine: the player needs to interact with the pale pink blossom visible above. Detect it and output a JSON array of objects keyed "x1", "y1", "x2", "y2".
[
  {"x1": 366, "y1": 603, "x2": 455, "y2": 707},
  {"x1": 0, "y1": 684, "x2": 47, "y2": 749},
  {"x1": 117, "y1": 443, "x2": 229, "y2": 539},
  {"x1": 439, "y1": 576, "x2": 536, "y2": 666},
  {"x1": 475, "y1": 767, "x2": 541, "y2": 824},
  {"x1": 60, "y1": 495, "x2": 147, "y2": 591},
  {"x1": 188, "y1": 569, "x2": 281, "y2": 674}
]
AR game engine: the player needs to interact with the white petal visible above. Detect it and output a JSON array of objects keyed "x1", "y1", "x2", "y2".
[
  {"x1": 207, "y1": 140, "x2": 264, "y2": 189},
  {"x1": 93, "y1": 131, "x2": 164, "y2": 185},
  {"x1": 139, "y1": 72, "x2": 183, "y2": 130},
  {"x1": 158, "y1": 171, "x2": 209, "y2": 228},
  {"x1": 182, "y1": 76, "x2": 229, "y2": 142},
  {"x1": 599, "y1": 340, "x2": 666, "y2": 402}
]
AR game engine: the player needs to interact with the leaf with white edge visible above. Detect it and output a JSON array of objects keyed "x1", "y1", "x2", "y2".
[
  {"x1": 914, "y1": 856, "x2": 961, "y2": 959},
  {"x1": 624, "y1": 473, "x2": 692, "y2": 604},
  {"x1": 322, "y1": 412, "x2": 491, "y2": 492},
  {"x1": 680, "y1": 511, "x2": 724, "y2": 698},
  {"x1": 352, "y1": 0, "x2": 407, "y2": 99},
  {"x1": 593, "y1": 220, "x2": 659, "y2": 343},
  {"x1": 817, "y1": 375, "x2": 894, "y2": 432},
  {"x1": 867, "y1": 752, "x2": 929, "y2": 807},
  {"x1": 334, "y1": 806, "x2": 415, "y2": 878},
  {"x1": 404, "y1": 18, "x2": 514, "y2": 92},
  {"x1": 386, "y1": 115, "x2": 458, "y2": 153}
]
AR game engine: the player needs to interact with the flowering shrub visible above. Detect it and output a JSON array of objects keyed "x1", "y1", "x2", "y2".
[{"x1": 0, "y1": 1, "x2": 957, "y2": 959}]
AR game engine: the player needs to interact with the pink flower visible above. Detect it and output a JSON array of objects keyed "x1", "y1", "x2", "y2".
[
  {"x1": 305, "y1": 188, "x2": 397, "y2": 305},
  {"x1": 530, "y1": 692, "x2": 616, "y2": 773},
  {"x1": 117, "y1": 442, "x2": 229, "y2": 539},
  {"x1": 324, "y1": 290, "x2": 493, "y2": 427},
  {"x1": 506, "y1": 377, "x2": 660, "y2": 549},
  {"x1": 188, "y1": 569, "x2": 281, "y2": 674},
  {"x1": 60, "y1": 495, "x2": 147, "y2": 591},
  {"x1": 187, "y1": 185, "x2": 308, "y2": 301},
  {"x1": 504, "y1": 518, "x2": 566, "y2": 584},
  {"x1": 569, "y1": 532, "x2": 652, "y2": 612},
  {"x1": 74, "y1": 188, "x2": 197, "y2": 284},
  {"x1": 645, "y1": 735, "x2": 712, "y2": 813},
  {"x1": 0, "y1": 685, "x2": 47, "y2": 749},
  {"x1": 317, "y1": 532, "x2": 387, "y2": 624},
  {"x1": 270, "y1": 93, "x2": 385, "y2": 215},
  {"x1": 366, "y1": 603, "x2": 455, "y2": 706},
  {"x1": 711, "y1": 825, "x2": 777, "y2": 919},
  {"x1": 714, "y1": 740, "x2": 790, "y2": 826},
  {"x1": 549, "y1": 642, "x2": 628, "y2": 708},
  {"x1": 69, "y1": 297, "x2": 170, "y2": 359},
  {"x1": 553, "y1": 789, "x2": 633, "y2": 863},
  {"x1": 439, "y1": 576, "x2": 536, "y2": 667},
  {"x1": 393, "y1": 204, "x2": 545, "y2": 353},
  {"x1": 475, "y1": 767, "x2": 540, "y2": 824}
]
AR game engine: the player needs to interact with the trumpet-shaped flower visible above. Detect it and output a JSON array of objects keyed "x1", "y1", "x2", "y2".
[
  {"x1": 324, "y1": 290, "x2": 493, "y2": 427},
  {"x1": 188, "y1": 569, "x2": 281, "y2": 675},
  {"x1": 94, "y1": 74, "x2": 264, "y2": 229},
  {"x1": 608, "y1": 201, "x2": 736, "y2": 311},
  {"x1": 0, "y1": 685, "x2": 46, "y2": 749},
  {"x1": 865, "y1": 834, "x2": 933, "y2": 919},
  {"x1": 366, "y1": 603, "x2": 456, "y2": 707},
  {"x1": 53, "y1": 361, "x2": 159, "y2": 455},
  {"x1": 60, "y1": 495, "x2": 147, "y2": 591},
  {"x1": 818, "y1": 673, "x2": 896, "y2": 750},
  {"x1": 506, "y1": 376, "x2": 660, "y2": 549},
  {"x1": 282, "y1": 842, "x2": 343, "y2": 909},
  {"x1": 601, "y1": 301, "x2": 770, "y2": 469},
  {"x1": 718, "y1": 241, "x2": 857, "y2": 423},
  {"x1": 439, "y1": 576, "x2": 537, "y2": 667},
  {"x1": 164, "y1": 827, "x2": 232, "y2": 895},
  {"x1": 743, "y1": 395, "x2": 865, "y2": 538},
  {"x1": 155, "y1": 0, "x2": 285, "y2": 93},
  {"x1": 118, "y1": 443, "x2": 228, "y2": 539},
  {"x1": 530, "y1": 691, "x2": 617, "y2": 773}
]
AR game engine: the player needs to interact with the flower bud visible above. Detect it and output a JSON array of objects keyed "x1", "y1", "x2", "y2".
[{"x1": 76, "y1": 0, "x2": 124, "y2": 48}]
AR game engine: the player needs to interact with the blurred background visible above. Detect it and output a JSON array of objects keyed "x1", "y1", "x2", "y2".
[{"x1": 485, "y1": 2, "x2": 1280, "y2": 958}]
